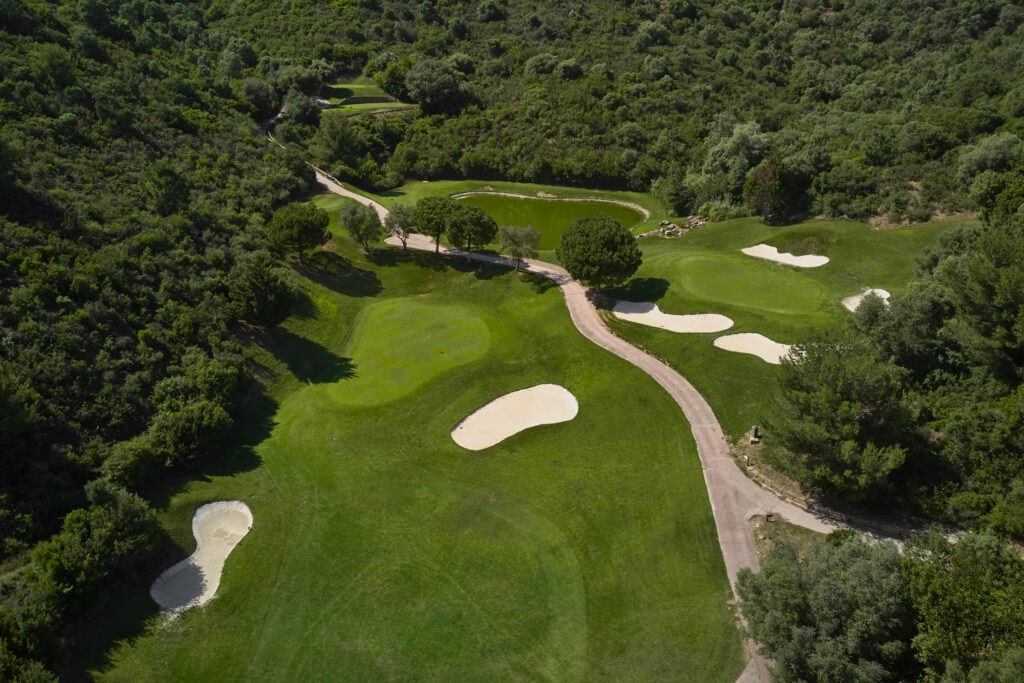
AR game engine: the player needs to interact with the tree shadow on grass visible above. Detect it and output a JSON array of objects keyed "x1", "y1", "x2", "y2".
[
  {"x1": 520, "y1": 271, "x2": 557, "y2": 294},
  {"x1": 290, "y1": 289, "x2": 317, "y2": 319},
  {"x1": 255, "y1": 327, "x2": 356, "y2": 384},
  {"x1": 296, "y1": 250, "x2": 382, "y2": 297},
  {"x1": 366, "y1": 246, "x2": 447, "y2": 271},
  {"x1": 607, "y1": 277, "x2": 671, "y2": 303}
]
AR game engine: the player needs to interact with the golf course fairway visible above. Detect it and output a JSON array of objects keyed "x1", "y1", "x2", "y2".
[{"x1": 96, "y1": 209, "x2": 744, "y2": 682}]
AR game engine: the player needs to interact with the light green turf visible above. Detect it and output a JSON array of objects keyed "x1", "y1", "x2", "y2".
[
  {"x1": 328, "y1": 298, "x2": 490, "y2": 406},
  {"x1": 93, "y1": 201, "x2": 745, "y2": 682},
  {"x1": 456, "y1": 194, "x2": 643, "y2": 250},
  {"x1": 375, "y1": 179, "x2": 668, "y2": 232},
  {"x1": 324, "y1": 102, "x2": 418, "y2": 116},
  {"x1": 321, "y1": 79, "x2": 392, "y2": 104},
  {"x1": 606, "y1": 216, "x2": 973, "y2": 439}
]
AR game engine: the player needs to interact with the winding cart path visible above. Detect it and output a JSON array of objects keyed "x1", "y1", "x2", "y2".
[{"x1": 318, "y1": 178, "x2": 845, "y2": 682}]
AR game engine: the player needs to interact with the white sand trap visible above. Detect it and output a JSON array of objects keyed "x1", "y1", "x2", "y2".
[
  {"x1": 612, "y1": 301, "x2": 734, "y2": 333},
  {"x1": 714, "y1": 333, "x2": 793, "y2": 365},
  {"x1": 150, "y1": 501, "x2": 253, "y2": 615},
  {"x1": 741, "y1": 244, "x2": 829, "y2": 268},
  {"x1": 842, "y1": 288, "x2": 891, "y2": 312},
  {"x1": 452, "y1": 384, "x2": 578, "y2": 450}
]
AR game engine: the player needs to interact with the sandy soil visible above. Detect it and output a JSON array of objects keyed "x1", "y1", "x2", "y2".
[
  {"x1": 150, "y1": 501, "x2": 253, "y2": 615},
  {"x1": 450, "y1": 191, "x2": 651, "y2": 221},
  {"x1": 451, "y1": 384, "x2": 578, "y2": 450},
  {"x1": 713, "y1": 333, "x2": 793, "y2": 365},
  {"x1": 741, "y1": 244, "x2": 829, "y2": 268},
  {"x1": 842, "y1": 288, "x2": 890, "y2": 312},
  {"x1": 613, "y1": 301, "x2": 734, "y2": 333}
]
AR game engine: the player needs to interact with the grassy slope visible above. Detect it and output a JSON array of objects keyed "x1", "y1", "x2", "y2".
[
  {"x1": 606, "y1": 216, "x2": 971, "y2": 440},
  {"x1": 96, "y1": 198, "x2": 744, "y2": 681}
]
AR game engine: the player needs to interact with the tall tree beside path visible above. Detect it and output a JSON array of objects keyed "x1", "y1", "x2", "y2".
[
  {"x1": 265, "y1": 201, "x2": 330, "y2": 263},
  {"x1": 339, "y1": 202, "x2": 384, "y2": 252},
  {"x1": 556, "y1": 214, "x2": 642, "y2": 291},
  {"x1": 499, "y1": 225, "x2": 540, "y2": 269},
  {"x1": 447, "y1": 204, "x2": 497, "y2": 254},
  {"x1": 385, "y1": 203, "x2": 415, "y2": 250},
  {"x1": 414, "y1": 196, "x2": 458, "y2": 253}
]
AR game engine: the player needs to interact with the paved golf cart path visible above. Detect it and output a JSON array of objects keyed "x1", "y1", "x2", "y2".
[{"x1": 322, "y1": 180, "x2": 839, "y2": 683}]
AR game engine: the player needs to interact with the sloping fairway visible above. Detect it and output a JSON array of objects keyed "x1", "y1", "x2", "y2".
[
  {"x1": 330, "y1": 299, "x2": 490, "y2": 406},
  {"x1": 456, "y1": 194, "x2": 643, "y2": 249},
  {"x1": 96, "y1": 208, "x2": 744, "y2": 680},
  {"x1": 607, "y1": 216, "x2": 968, "y2": 438}
]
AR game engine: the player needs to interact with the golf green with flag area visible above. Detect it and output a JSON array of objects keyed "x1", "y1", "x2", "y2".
[
  {"x1": 96, "y1": 206, "x2": 744, "y2": 681},
  {"x1": 606, "y1": 215, "x2": 968, "y2": 439}
]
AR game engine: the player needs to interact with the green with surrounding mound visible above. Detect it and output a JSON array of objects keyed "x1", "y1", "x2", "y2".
[
  {"x1": 456, "y1": 194, "x2": 643, "y2": 249},
  {"x1": 608, "y1": 216, "x2": 965, "y2": 439},
  {"x1": 95, "y1": 203, "x2": 744, "y2": 681}
]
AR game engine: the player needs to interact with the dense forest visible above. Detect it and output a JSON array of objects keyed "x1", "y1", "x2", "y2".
[{"x1": 2, "y1": 0, "x2": 1024, "y2": 679}]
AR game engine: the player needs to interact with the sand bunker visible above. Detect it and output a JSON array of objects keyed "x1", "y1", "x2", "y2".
[
  {"x1": 713, "y1": 333, "x2": 793, "y2": 365},
  {"x1": 842, "y1": 288, "x2": 891, "y2": 312},
  {"x1": 612, "y1": 301, "x2": 733, "y2": 333},
  {"x1": 741, "y1": 244, "x2": 829, "y2": 268},
  {"x1": 150, "y1": 501, "x2": 253, "y2": 615},
  {"x1": 452, "y1": 384, "x2": 578, "y2": 450}
]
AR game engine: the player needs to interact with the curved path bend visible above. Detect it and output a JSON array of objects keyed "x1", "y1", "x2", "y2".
[{"x1": 318, "y1": 179, "x2": 839, "y2": 682}]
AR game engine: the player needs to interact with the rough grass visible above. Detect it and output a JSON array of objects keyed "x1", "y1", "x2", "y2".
[
  {"x1": 92, "y1": 202, "x2": 745, "y2": 681},
  {"x1": 606, "y1": 216, "x2": 971, "y2": 439}
]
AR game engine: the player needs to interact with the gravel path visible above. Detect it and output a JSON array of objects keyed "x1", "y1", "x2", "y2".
[{"x1": 318, "y1": 182, "x2": 840, "y2": 681}]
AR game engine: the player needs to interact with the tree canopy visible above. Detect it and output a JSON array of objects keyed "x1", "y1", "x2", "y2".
[
  {"x1": 265, "y1": 202, "x2": 331, "y2": 262},
  {"x1": 338, "y1": 202, "x2": 384, "y2": 252},
  {"x1": 555, "y1": 214, "x2": 642, "y2": 290}
]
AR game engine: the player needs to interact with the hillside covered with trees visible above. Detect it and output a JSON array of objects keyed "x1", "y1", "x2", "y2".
[{"x1": 2, "y1": 0, "x2": 1024, "y2": 679}]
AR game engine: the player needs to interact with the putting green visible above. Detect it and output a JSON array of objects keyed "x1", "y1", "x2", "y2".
[
  {"x1": 456, "y1": 194, "x2": 643, "y2": 250},
  {"x1": 328, "y1": 298, "x2": 490, "y2": 407},
  {"x1": 661, "y1": 253, "x2": 825, "y2": 316}
]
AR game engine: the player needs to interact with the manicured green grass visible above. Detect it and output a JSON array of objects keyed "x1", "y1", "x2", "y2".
[
  {"x1": 456, "y1": 193, "x2": 643, "y2": 250},
  {"x1": 376, "y1": 179, "x2": 669, "y2": 233},
  {"x1": 606, "y1": 216, "x2": 971, "y2": 440},
  {"x1": 324, "y1": 101, "x2": 418, "y2": 116},
  {"x1": 94, "y1": 204, "x2": 745, "y2": 681},
  {"x1": 321, "y1": 79, "x2": 392, "y2": 104}
]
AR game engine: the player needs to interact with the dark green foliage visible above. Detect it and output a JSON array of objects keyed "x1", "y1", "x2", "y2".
[
  {"x1": 767, "y1": 331, "x2": 916, "y2": 500},
  {"x1": 414, "y1": 195, "x2": 457, "y2": 253},
  {"x1": 229, "y1": 251, "x2": 295, "y2": 327},
  {"x1": 905, "y1": 530, "x2": 1024, "y2": 674},
  {"x1": 404, "y1": 58, "x2": 466, "y2": 115},
  {"x1": 143, "y1": 160, "x2": 189, "y2": 216},
  {"x1": 737, "y1": 536, "x2": 916, "y2": 682},
  {"x1": 446, "y1": 203, "x2": 496, "y2": 252},
  {"x1": 556, "y1": 214, "x2": 642, "y2": 290},
  {"x1": 266, "y1": 202, "x2": 331, "y2": 262},
  {"x1": 338, "y1": 202, "x2": 384, "y2": 252}
]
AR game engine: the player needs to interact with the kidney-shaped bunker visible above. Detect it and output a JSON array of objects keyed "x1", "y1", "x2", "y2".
[
  {"x1": 150, "y1": 501, "x2": 253, "y2": 615},
  {"x1": 452, "y1": 384, "x2": 578, "y2": 451}
]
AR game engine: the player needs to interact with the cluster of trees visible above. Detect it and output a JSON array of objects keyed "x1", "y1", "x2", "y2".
[
  {"x1": 738, "y1": 530, "x2": 1024, "y2": 681},
  {"x1": 214, "y1": 0, "x2": 1023, "y2": 224},
  {"x1": 766, "y1": 163, "x2": 1024, "y2": 535},
  {"x1": 412, "y1": 196, "x2": 497, "y2": 254},
  {"x1": 0, "y1": 0, "x2": 317, "y2": 676}
]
